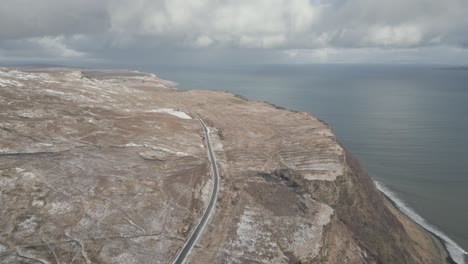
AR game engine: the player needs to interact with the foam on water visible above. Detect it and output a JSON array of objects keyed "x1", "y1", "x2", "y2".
[{"x1": 375, "y1": 181, "x2": 467, "y2": 264}]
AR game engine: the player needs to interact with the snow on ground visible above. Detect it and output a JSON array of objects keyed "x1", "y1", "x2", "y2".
[
  {"x1": 124, "y1": 143, "x2": 190, "y2": 156},
  {"x1": 231, "y1": 207, "x2": 273, "y2": 254},
  {"x1": 147, "y1": 108, "x2": 192, "y2": 119},
  {"x1": 0, "y1": 69, "x2": 50, "y2": 86},
  {"x1": 44, "y1": 89, "x2": 66, "y2": 95},
  {"x1": 0, "y1": 78, "x2": 23, "y2": 87},
  {"x1": 0, "y1": 243, "x2": 7, "y2": 253},
  {"x1": 209, "y1": 127, "x2": 224, "y2": 152},
  {"x1": 199, "y1": 178, "x2": 213, "y2": 206}
]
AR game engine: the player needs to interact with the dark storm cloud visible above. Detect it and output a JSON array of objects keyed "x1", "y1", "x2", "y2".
[{"x1": 0, "y1": 0, "x2": 467, "y2": 64}]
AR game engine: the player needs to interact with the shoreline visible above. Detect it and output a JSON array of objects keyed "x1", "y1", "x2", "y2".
[
  {"x1": 173, "y1": 81, "x2": 467, "y2": 263},
  {"x1": 8, "y1": 66, "x2": 464, "y2": 262},
  {"x1": 376, "y1": 181, "x2": 466, "y2": 264},
  {"x1": 120, "y1": 69, "x2": 467, "y2": 263}
]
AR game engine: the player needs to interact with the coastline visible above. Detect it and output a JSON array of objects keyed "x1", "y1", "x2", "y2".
[
  {"x1": 179, "y1": 83, "x2": 467, "y2": 263},
  {"x1": 245, "y1": 90, "x2": 467, "y2": 263},
  {"x1": 136, "y1": 70, "x2": 468, "y2": 263},
  {"x1": 376, "y1": 181, "x2": 466, "y2": 264},
  {"x1": 1, "y1": 66, "x2": 464, "y2": 262},
  {"x1": 109, "y1": 69, "x2": 467, "y2": 263}
]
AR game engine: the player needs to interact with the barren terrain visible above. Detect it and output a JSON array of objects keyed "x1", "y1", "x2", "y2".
[{"x1": 0, "y1": 67, "x2": 449, "y2": 263}]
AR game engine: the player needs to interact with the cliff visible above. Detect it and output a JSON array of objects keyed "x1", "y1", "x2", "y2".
[{"x1": 0, "y1": 67, "x2": 449, "y2": 263}]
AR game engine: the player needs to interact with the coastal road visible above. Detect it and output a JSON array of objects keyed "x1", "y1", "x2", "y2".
[{"x1": 171, "y1": 116, "x2": 220, "y2": 264}]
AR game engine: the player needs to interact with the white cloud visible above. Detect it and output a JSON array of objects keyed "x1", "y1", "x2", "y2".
[
  {"x1": 103, "y1": 0, "x2": 467, "y2": 50},
  {"x1": 195, "y1": 35, "x2": 214, "y2": 47},
  {"x1": 34, "y1": 36, "x2": 85, "y2": 57},
  {"x1": 366, "y1": 25, "x2": 423, "y2": 47},
  {"x1": 108, "y1": 0, "x2": 321, "y2": 48},
  {"x1": 1, "y1": 0, "x2": 468, "y2": 63}
]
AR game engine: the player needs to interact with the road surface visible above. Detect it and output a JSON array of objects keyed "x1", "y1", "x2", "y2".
[{"x1": 171, "y1": 116, "x2": 220, "y2": 264}]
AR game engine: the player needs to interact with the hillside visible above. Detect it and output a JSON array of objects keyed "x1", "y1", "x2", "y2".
[{"x1": 0, "y1": 68, "x2": 449, "y2": 263}]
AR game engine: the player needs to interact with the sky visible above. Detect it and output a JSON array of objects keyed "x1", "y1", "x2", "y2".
[{"x1": 1, "y1": 0, "x2": 468, "y2": 66}]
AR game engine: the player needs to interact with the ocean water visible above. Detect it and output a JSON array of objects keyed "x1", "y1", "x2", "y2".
[{"x1": 139, "y1": 63, "x2": 468, "y2": 262}]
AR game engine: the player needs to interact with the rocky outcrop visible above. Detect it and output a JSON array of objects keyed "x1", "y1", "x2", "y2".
[{"x1": 0, "y1": 68, "x2": 449, "y2": 263}]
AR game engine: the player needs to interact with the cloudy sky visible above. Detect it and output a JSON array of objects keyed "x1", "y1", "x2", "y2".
[{"x1": 1, "y1": 0, "x2": 468, "y2": 65}]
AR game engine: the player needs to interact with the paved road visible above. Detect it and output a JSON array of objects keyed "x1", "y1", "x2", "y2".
[{"x1": 171, "y1": 116, "x2": 220, "y2": 264}]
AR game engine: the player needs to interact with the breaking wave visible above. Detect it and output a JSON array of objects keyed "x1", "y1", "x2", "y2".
[{"x1": 375, "y1": 181, "x2": 467, "y2": 264}]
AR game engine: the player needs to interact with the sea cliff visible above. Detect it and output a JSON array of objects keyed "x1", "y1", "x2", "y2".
[{"x1": 0, "y1": 67, "x2": 450, "y2": 263}]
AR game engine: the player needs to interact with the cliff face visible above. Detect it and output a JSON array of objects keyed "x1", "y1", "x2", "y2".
[
  {"x1": 172, "y1": 90, "x2": 448, "y2": 264},
  {"x1": 0, "y1": 68, "x2": 448, "y2": 263}
]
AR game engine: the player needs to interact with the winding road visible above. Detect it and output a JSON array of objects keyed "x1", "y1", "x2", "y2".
[{"x1": 171, "y1": 116, "x2": 220, "y2": 264}]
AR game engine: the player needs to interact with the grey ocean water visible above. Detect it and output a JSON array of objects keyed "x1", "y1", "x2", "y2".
[{"x1": 140, "y1": 64, "x2": 468, "y2": 260}]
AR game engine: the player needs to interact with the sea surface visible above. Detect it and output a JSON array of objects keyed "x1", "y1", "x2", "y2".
[{"x1": 138, "y1": 63, "x2": 468, "y2": 262}]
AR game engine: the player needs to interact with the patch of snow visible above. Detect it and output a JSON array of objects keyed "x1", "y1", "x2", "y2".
[
  {"x1": 147, "y1": 108, "x2": 192, "y2": 119},
  {"x1": 231, "y1": 207, "x2": 273, "y2": 254},
  {"x1": 42, "y1": 79, "x2": 60, "y2": 84},
  {"x1": 288, "y1": 205, "x2": 333, "y2": 258},
  {"x1": 16, "y1": 109, "x2": 46, "y2": 119},
  {"x1": 0, "y1": 243, "x2": 7, "y2": 253},
  {"x1": 37, "y1": 143, "x2": 54, "y2": 147},
  {"x1": 125, "y1": 143, "x2": 144, "y2": 148},
  {"x1": 17, "y1": 215, "x2": 38, "y2": 236},
  {"x1": 124, "y1": 143, "x2": 190, "y2": 156},
  {"x1": 155, "y1": 83, "x2": 168, "y2": 88},
  {"x1": 48, "y1": 200, "x2": 75, "y2": 215},
  {"x1": 31, "y1": 199, "x2": 45, "y2": 208},
  {"x1": 209, "y1": 128, "x2": 224, "y2": 152},
  {"x1": 81, "y1": 84, "x2": 101, "y2": 90},
  {"x1": 44, "y1": 89, "x2": 66, "y2": 95},
  {"x1": 0, "y1": 78, "x2": 23, "y2": 87},
  {"x1": 0, "y1": 148, "x2": 11, "y2": 153},
  {"x1": 199, "y1": 177, "x2": 213, "y2": 205},
  {"x1": 8, "y1": 70, "x2": 42, "y2": 81},
  {"x1": 23, "y1": 172, "x2": 36, "y2": 180},
  {"x1": 64, "y1": 71, "x2": 83, "y2": 80}
]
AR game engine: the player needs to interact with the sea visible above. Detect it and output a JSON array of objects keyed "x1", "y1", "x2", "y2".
[{"x1": 137, "y1": 63, "x2": 468, "y2": 263}]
